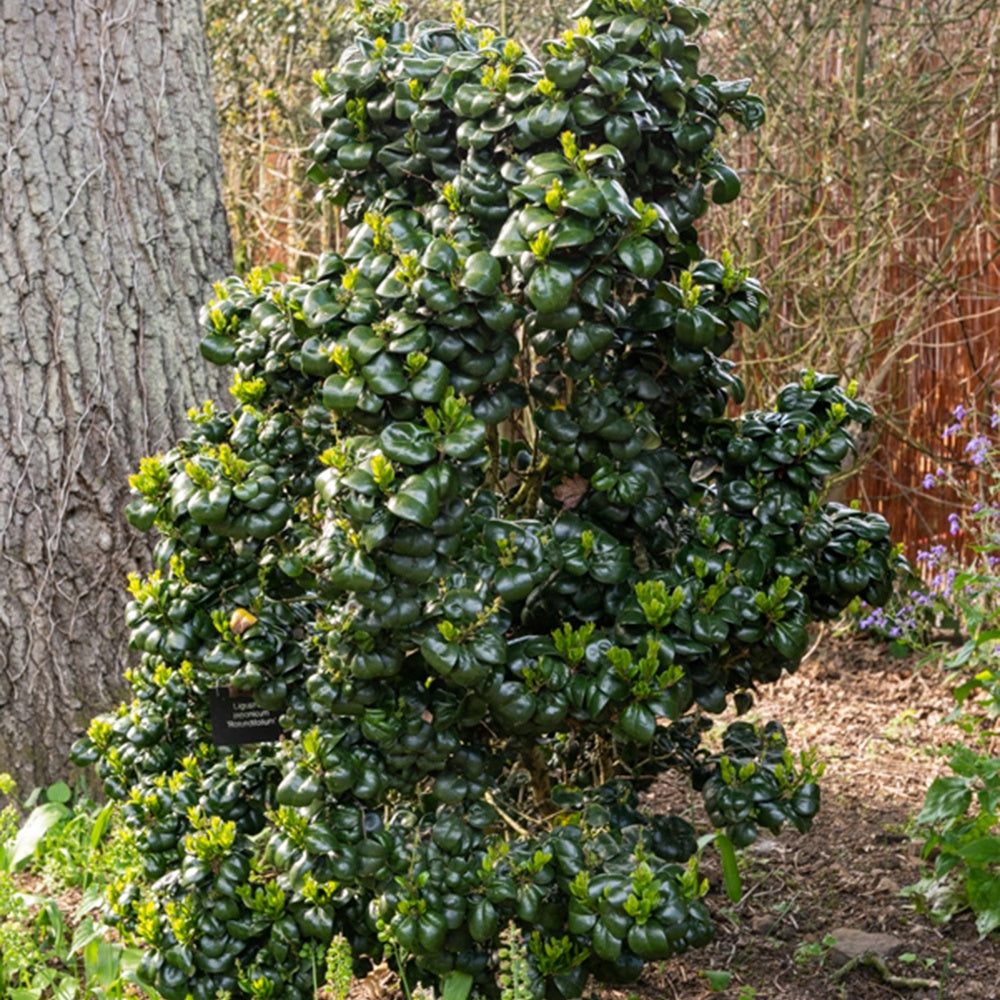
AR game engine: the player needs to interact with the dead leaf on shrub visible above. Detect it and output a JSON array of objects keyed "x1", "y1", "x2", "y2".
[
  {"x1": 229, "y1": 608, "x2": 258, "y2": 635},
  {"x1": 553, "y1": 473, "x2": 589, "y2": 510}
]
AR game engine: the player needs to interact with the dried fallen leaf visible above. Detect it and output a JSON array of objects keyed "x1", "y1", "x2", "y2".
[{"x1": 553, "y1": 473, "x2": 589, "y2": 510}]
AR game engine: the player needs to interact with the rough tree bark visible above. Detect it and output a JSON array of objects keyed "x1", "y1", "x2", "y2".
[{"x1": 0, "y1": 0, "x2": 231, "y2": 788}]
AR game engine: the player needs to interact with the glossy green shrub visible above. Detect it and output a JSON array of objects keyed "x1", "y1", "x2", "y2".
[{"x1": 73, "y1": 1, "x2": 895, "y2": 997}]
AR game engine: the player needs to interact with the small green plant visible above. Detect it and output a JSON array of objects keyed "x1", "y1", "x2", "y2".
[
  {"x1": 881, "y1": 707, "x2": 918, "y2": 743},
  {"x1": 904, "y1": 744, "x2": 1000, "y2": 936},
  {"x1": 898, "y1": 952, "x2": 937, "y2": 970},
  {"x1": 411, "y1": 988, "x2": 441, "y2": 1000},
  {"x1": 0, "y1": 872, "x2": 44, "y2": 999},
  {"x1": 701, "y1": 968, "x2": 733, "y2": 991},
  {"x1": 794, "y1": 933, "x2": 837, "y2": 966},
  {"x1": 322, "y1": 934, "x2": 354, "y2": 1000},
  {"x1": 0, "y1": 775, "x2": 149, "y2": 999},
  {"x1": 498, "y1": 923, "x2": 539, "y2": 1000}
]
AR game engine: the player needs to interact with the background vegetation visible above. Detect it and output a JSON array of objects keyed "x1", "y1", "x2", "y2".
[
  {"x1": 699, "y1": 0, "x2": 1000, "y2": 553},
  {"x1": 205, "y1": 0, "x2": 350, "y2": 272}
]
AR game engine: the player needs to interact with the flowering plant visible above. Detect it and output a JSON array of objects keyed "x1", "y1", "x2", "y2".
[
  {"x1": 917, "y1": 403, "x2": 1000, "y2": 718},
  {"x1": 858, "y1": 402, "x2": 1000, "y2": 707},
  {"x1": 868, "y1": 401, "x2": 1000, "y2": 937}
]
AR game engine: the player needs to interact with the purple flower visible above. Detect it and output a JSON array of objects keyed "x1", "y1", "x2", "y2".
[
  {"x1": 917, "y1": 544, "x2": 946, "y2": 565},
  {"x1": 991, "y1": 409, "x2": 999, "y2": 430},
  {"x1": 965, "y1": 435, "x2": 990, "y2": 466},
  {"x1": 942, "y1": 423, "x2": 963, "y2": 439},
  {"x1": 948, "y1": 512, "x2": 961, "y2": 536},
  {"x1": 952, "y1": 403, "x2": 967, "y2": 421},
  {"x1": 922, "y1": 473, "x2": 937, "y2": 489}
]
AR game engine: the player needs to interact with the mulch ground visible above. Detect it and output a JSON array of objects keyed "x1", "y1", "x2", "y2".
[{"x1": 623, "y1": 631, "x2": 1000, "y2": 1000}]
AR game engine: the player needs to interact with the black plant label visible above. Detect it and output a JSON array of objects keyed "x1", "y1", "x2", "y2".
[{"x1": 209, "y1": 689, "x2": 282, "y2": 746}]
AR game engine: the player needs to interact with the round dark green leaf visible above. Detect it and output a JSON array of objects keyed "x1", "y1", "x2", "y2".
[
  {"x1": 526, "y1": 262, "x2": 575, "y2": 313},
  {"x1": 525, "y1": 101, "x2": 569, "y2": 139},
  {"x1": 321, "y1": 373, "x2": 364, "y2": 412},
  {"x1": 336, "y1": 141, "x2": 373, "y2": 171},
  {"x1": 453, "y1": 83, "x2": 495, "y2": 117},
  {"x1": 380, "y1": 423, "x2": 438, "y2": 465},
  {"x1": 710, "y1": 164, "x2": 742, "y2": 204},
  {"x1": 362, "y1": 353, "x2": 407, "y2": 395},
  {"x1": 616, "y1": 236, "x2": 664, "y2": 278},
  {"x1": 545, "y1": 56, "x2": 587, "y2": 89},
  {"x1": 303, "y1": 283, "x2": 342, "y2": 326},
  {"x1": 387, "y1": 472, "x2": 439, "y2": 526},
  {"x1": 408, "y1": 358, "x2": 450, "y2": 402},
  {"x1": 421, "y1": 237, "x2": 459, "y2": 272},
  {"x1": 551, "y1": 216, "x2": 597, "y2": 248},
  {"x1": 460, "y1": 251, "x2": 502, "y2": 296}
]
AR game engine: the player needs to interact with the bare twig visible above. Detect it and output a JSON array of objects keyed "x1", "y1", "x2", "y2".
[{"x1": 831, "y1": 951, "x2": 939, "y2": 991}]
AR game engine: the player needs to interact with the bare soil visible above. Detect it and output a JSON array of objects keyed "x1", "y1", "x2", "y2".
[{"x1": 625, "y1": 632, "x2": 1000, "y2": 1000}]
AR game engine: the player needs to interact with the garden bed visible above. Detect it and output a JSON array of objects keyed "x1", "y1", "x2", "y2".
[
  {"x1": 11, "y1": 635, "x2": 996, "y2": 999},
  {"x1": 631, "y1": 632, "x2": 1000, "y2": 1000}
]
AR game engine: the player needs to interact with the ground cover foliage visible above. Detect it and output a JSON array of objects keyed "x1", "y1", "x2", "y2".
[
  {"x1": 73, "y1": 1, "x2": 897, "y2": 997},
  {"x1": 0, "y1": 777, "x2": 148, "y2": 999},
  {"x1": 642, "y1": 637, "x2": 1000, "y2": 1000}
]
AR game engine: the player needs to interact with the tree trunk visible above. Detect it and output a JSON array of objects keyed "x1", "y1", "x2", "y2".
[{"x1": 0, "y1": 0, "x2": 231, "y2": 789}]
